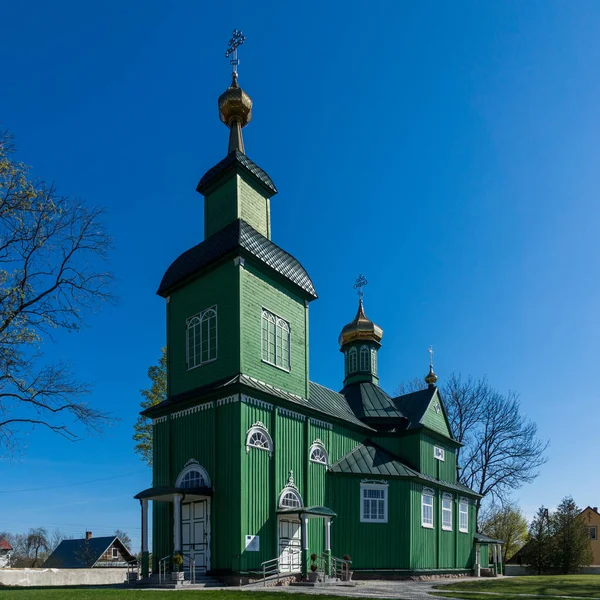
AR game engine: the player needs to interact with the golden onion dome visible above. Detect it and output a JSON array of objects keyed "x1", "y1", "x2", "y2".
[
  {"x1": 338, "y1": 298, "x2": 383, "y2": 348},
  {"x1": 425, "y1": 364, "x2": 438, "y2": 387},
  {"x1": 218, "y1": 73, "x2": 252, "y2": 128}
]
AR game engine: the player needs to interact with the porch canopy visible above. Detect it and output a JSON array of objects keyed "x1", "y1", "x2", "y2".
[
  {"x1": 277, "y1": 506, "x2": 336, "y2": 518},
  {"x1": 134, "y1": 485, "x2": 213, "y2": 502}
]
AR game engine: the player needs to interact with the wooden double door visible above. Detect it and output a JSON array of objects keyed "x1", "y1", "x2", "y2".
[
  {"x1": 278, "y1": 517, "x2": 301, "y2": 572},
  {"x1": 182, "y1": 500, "x2": 210, "y2": 572}
]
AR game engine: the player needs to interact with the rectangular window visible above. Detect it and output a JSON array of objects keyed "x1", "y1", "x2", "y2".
[
  {"x1": 186, "y1": 306, "x2": 217, "y2": 369},
  {"x1": 422, "y1": 490, "x2": 434, "y2": 528},
  {"x1": 434, "y1": 446, "x2": 445, "y2": 461},
  {"x1": 360, "y1": 483, "x2": 388, "y2": 523},
  {"x1": 459, "y1": 499, "x2": 469, "y2": 533},
  {"x1": 589, "y1": 526, "x2": 598, "y2": 540},
  {"x1": 442, "y1": 495, "x2": 453, "y2": 531},
  {"x1": 261, "y1": 309, "x2": 291, "y2": 370},
  {"x1": 112, "y1": 547, "x2": 119, "y2": 559}
]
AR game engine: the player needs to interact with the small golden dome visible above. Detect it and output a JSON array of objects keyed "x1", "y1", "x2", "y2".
[
  {"x1": 338, "y1": 299, "x2": 383, "y2": 347},
  {"x1": 425, "y1": 364, "x2": 438, "y2": 387},
  {"x1": 218, "y1": 73, "x2": 252, "y2": 128}
]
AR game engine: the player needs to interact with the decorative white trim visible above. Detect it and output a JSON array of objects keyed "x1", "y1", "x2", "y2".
[
  {"x1": 422, "y1": 488, "x2": 435, "y2": 529},
  {"x1": 216, "y1": 394, "x2": 239, "y2": 406},
  {"x1": 278, "y1": 473, "x2": 303, "y2": 508},
  {"x1": 166, "y1": 296, "x2": 171, "y2": 304},
  {"x1": 152, "y1": 415, "x2": 168, "y2": 425},
  {"x1": 278, "y1": 407, "x2": 306, "y2": 421},
  {"x1": 286, "y1": 470, "x2": 298, "y2": 490},
  {"x1": 241, "y1": 394, "x2": 274, "y2": 411},
  {"x1": 246, "y1": 422, "x2": 274, "y2": 457},
  {"x1": 423, "y1": 486, "x2": 435, "y2": 495},
  {"x1": 309, "y1": 440, "x2": 329, "y2": 465},
  {"x1": 459, "y1": 499, "x2": 469, "y2": 533},
  {"x1": 172, "y1": 402, "x2": 214, "y2": 419},
  {"x1": 243, "y1": 375, "x2": 305, "y2": 402},
  {"x1": 442, "y1": 494, "x2": 453, "y2": 531},
  {"x1": 175, "y1": 461, "x2": 211, "y2": 488},
  {"x1": 309, "y1": 417, "x2": 333, "y2": 430},
  {"x1": 233, "y1": 256, "x2": 246, "y2": 267}
]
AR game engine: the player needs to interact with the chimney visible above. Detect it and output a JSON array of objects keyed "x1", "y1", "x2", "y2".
[
  {"x1": 594, "y1": 507, "x2": 598, "y2": 512},
  {"x1": 85, "y1": 531, "x2": 92, "y2": 540}
]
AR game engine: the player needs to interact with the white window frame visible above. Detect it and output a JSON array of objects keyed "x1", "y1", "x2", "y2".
[
  {"x1": 434, "y1": 446, "x2": 445, "y2": 461},
  {"x1": 360, "y1": 481, "x2": 388, "y2": 523},
  {"x1": 442, "y1": 493, "x2": 453, "y2": 531},
  {"x1": 459, "y1": 498, "x2": 469, "y2": 533},
  {"x1": 278, "y1": 486, "x2": 303, "y2": 509},
  {"x1": 422, "y1": 488, "x2": 434, "y2": 528},
  {"x1": 112, "y1": 547, "x2": 119, "y2": 559},
  {"x1": 589, "y1": 526, "x2": 598, "y2": 541},
  {"x1": 261, "y1": 308, "x2": 291, "y2": 371},
  {"x1": 186, "y1": 306, "x2": 218, "y2": 370},
  {"x1": 371, "y1": 348, "x2": 378, "y2": 375},
  {"x1": 245, "y1": 422, "x2": 274, "y2": 457},
  {"x1": 175, "y1": 461, "x2": 212, "y2": 489},
  {"x1": 359, "y1": 345, "x2": 369, "y2": 371},
  {"x1": 309, "y1": 441, "x2": 329, "y2": 465},
  {"x1": 348, "y1": 347, "x2": 358, "y2": 373}
]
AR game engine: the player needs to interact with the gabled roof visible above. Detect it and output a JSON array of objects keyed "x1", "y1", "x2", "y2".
[
  {"x1": 0, "y1": 538, "x2": 12, "y2": 551},
  {"x1": 329, "y1": 441, "x2": 481, "y2": 497},
  {"x1": 474, "y1": 532, "x2": 504, "y2": 544},
  {"x1": 197, "y1": 150, "x2": 277, "y2": 197},
  {"x1": 157, "y1": 219, "x2": 317, "y2": 299},
  {"x1": 143, "y1": 374, "x2": 372, "y2": 431},
  {"x1": 392, "y1": 388, "x2": 437, "y2": 428},
  {"x1": 43, "y1": 537, "x2": 135, "y2": 568},
  {"x1": 341, "y1": 382, "x2": 405, "y2": 420}
]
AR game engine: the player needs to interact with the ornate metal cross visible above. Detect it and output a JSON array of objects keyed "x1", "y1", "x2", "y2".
[
  {"x1": 225, "y1": 29, "x2": 246, "y2": 75},
  {"x1": 354, "y1": 274, "x2": 368, "y2": 298},
  {"x1": 428, "y1": 345, "x2": 434, "y2": 367}
]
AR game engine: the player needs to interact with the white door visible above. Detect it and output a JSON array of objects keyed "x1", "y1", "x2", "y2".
[
  {"x1": 182, "y1": 500, "x2": 210, "y2": 573},
  {"x1": 278, "y1": 518, "x2": 301, "y2": 572}
]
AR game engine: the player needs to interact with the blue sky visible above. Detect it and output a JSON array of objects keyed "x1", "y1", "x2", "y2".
[{"x1": 2, "y1": 0, "x2": 600, "y2": 550}]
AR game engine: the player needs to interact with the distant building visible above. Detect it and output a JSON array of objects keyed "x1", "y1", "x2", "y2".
[
  {"x1": 0, "y1": 538, "x2": 13, "y2": 568},
  {"x1": 43, "y1": 532, "x2": 135, "y2": 569}
]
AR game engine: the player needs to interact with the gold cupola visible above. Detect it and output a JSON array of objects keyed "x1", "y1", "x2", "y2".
[
  {"x1": 424, "y1": 346, "x2": 438, "y2": 388},
  {"x1": 338, "y1": 297, "x2": 384, "y2": 348},
  {"x1": 218, "y1": 72, "x2": 252, "y2": 154}
]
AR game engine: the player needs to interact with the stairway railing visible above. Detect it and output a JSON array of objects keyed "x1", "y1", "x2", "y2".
[{"x1": 259, "y1": 549, "x2": 302, "y2": 586}]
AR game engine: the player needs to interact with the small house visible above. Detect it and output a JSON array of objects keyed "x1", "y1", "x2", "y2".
[
  {"x1": 43, "y1": 532, "x2": 135, "y2": 568},
  {"x1": 0, "y1": 538, "x2": 13, "y2": 568}
]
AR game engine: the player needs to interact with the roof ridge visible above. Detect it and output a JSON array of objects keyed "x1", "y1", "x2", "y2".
[{"x1": 328, "y1": 442, "x2": 367, "y2": 469}]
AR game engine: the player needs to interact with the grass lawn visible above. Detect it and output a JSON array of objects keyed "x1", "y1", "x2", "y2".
[
  {"x1": 0, "y1": 590, "x2": 312, "y2": 600},
  {"x1": 433, "y1": 575, "x2": 600, "y2": 599}
]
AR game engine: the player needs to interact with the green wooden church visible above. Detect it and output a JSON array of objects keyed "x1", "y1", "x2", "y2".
[{"x1": 134, "y1": 57, "x2": 485, "y2": 582}]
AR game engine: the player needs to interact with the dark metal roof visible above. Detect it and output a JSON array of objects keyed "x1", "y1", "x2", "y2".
[
  {"x1": 197, "y1": 150, "x2": 277, "y2": 196},
  {"x1": 277, "y1": 506, "x2": 337, "y2": 518},
  {"x1": 329, "y1": 442, "x2": 420, "y2": 477},
  {"x1": 43, "y1": 537, "x2": 135, "y2": 568},
  {"x1": 134, "y1": 485, "x2": 213, "y2": 501},
  {"x1": 392, "y1": 388, "x2": 437, "y2": 429},
  {"x1": 157, "y1": 219, "x2": 317, "y2": 299},
  {"x1": 341, "y1": 382, "x2": 406, "y2": 420},
  {"x1": 308, "y1": 381, "x2": 372, "y2": 429},
  {"x1": 474, "y1": 532, "x2": 504, "y2": 544},
  {"x1": 329, "y1": 442, "x2": 481, "y2": 497},
  {"x1": 143, "y1": 374, "x2": 372, "y2": 431}
]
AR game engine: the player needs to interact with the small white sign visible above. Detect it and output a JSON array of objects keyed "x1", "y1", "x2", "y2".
[{"x1": 245, "y1": 535, "x2": 259, "y2": 551}]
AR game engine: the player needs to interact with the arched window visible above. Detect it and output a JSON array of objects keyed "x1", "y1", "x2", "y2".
[
  {"x1": 175, "y1": 461, "x2": 211, "y2": 490},
  {"x1": 246, "y1": 422, "x2": 273, "y2": 456},
  {"x1": 371, "y1": 348, "x2": 378, "y2": 375},
  {"x1": 309, "y1": 441, "x2": 329, "y2": 465},
  {"x1": 279, "y1": 487, "x2": 303, "y2": 509},
  {"x1": 348, "y1": 347, "x2": 358, "y2": 373},
  {"x1": 359, "y1": 346, "x2": 369, "y2": 371},
  {"x1": 187, "y1": 306, "x2": 217, "y2": 369},
  {"x1": 262, "y1": 309, "x2": 291, "y2": 370}
]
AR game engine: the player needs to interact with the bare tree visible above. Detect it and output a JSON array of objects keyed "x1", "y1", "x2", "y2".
[
  {"x1": 26, "y1": 528, "x2": 50, "y2": 566},
  {"x1": 0, "y1": 130, "x2": 114, "y2": 454},
  {"x1": 114, "y1": 529, "x2": 132, "y2": 551},
  {"x1": 397, "y1": 373, "x2": 548, "y2": 520},
  {"x1": 50, "y1": 529, "x2": 71, "y2": 551}
]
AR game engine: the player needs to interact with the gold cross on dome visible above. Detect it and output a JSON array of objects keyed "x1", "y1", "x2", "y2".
[
  {"x1": 354, "y1": 274, "x2": 368, "y2": 298},
  {"x1": 428, "y1": 345, "x2": 434, "y2": 368}
]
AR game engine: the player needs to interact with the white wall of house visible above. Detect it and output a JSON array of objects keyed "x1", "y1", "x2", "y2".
[{"x1": 0, "y1": 552, "x2": 11, "y2": 568}]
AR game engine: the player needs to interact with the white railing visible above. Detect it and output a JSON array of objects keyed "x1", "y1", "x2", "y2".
[
  {"x1": 329, "y1": 555, "x2": 352, "y2": 581},
  {"x1": 158, "y1": 554, "x2": 172, "y2": 584},
  {"x1": 260, "y1": 549, "x2": 302, "y2": 586}
]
